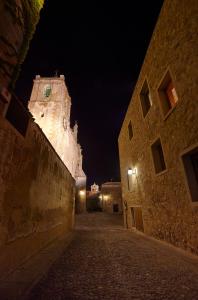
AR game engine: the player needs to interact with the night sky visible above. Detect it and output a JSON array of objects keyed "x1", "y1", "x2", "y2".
[{"x1": 15, "y1": 1, "x2": 164, "y2": 188}]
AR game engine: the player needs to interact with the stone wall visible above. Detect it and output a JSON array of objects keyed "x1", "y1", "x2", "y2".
[
  {"x1": 118, "y1": 0, "x2": 198, "y2": 254},
  {"x1": 0, "y1": 97, "x2": 75, "y2": 278}
]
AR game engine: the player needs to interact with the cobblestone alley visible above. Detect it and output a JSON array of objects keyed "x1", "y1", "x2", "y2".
[{"x1": 28, "y1": 213, "x2": 198, "y2": 300}]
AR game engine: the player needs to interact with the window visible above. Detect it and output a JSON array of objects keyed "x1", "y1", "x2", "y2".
[
  {"x1": 151, "y1": 138, "x2": 166, "y2": 174},
  {"x1": 140, "y1": 80, "x2": 152, "y2": 117},
  {"x1": 182, "y1": 147, "x2": 198, "y2": 202},
  {"x1": 158, "y1": 71, "x2": 178, "y2": 117},
  {"x1": 128, "y1": 121, "x2": 133, "y2": 140},
  {"x1": 44, "y1": 84, "x2": 52, "y2": 97}
]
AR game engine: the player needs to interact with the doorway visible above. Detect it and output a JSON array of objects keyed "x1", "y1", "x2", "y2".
[
  {"x1": 113, "y1": 204, "x2": 119, "y2": 212},
  {"x1": 131, "y1": 207, "x2": 144, "y2": 232}
]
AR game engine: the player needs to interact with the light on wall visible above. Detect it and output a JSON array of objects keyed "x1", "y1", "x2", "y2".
[{"x1": 132, "y1": 168, "x2": 137, "y2": 175}]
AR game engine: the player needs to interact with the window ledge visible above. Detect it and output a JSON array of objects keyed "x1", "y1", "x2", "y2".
[
  {"x1": 163, "y1": 103, "x2": 177, "y2": 121},
  {"x1": 143, "y1": 107, "x2": 152, "y2": 120},
  {"x1": 155, "y1": 169, "x2": 168, "y2": 177}
]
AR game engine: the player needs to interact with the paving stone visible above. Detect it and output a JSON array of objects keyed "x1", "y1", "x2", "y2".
[{"x1": 27, "y1": 212, "x2": 198, "y2": 300}]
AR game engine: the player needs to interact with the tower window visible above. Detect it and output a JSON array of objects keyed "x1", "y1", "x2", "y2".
[
  {"x1": 44, "y1": 84, "x2": 52, "y2": 97},
  {"x1": 128, "y1": 121, "x2": 133, "y2": 140},
  {"x1": 182, "y1": 146, "x2": 198, "y2": 202},
  {"x1": 140, "y1": 80, "x2": 152, "y2": 117},
  {"x1": 151, "y1": 138, "x2": 166, "y2": 174},
  {"x1": 158, "y1": 71, "x2": 178, "y2": 117}
]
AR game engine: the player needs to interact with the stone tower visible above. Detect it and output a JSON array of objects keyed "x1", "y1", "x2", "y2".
[
  {"x1": 28, "y1": 75, "x2": 71, "y2": 150},
  {"x1": 28, "y1": 75, "x2": 86, "y2": 181}
]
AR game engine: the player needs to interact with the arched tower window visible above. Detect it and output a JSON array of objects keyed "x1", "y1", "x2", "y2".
[{"x1": 44, "y1": 84, "x2": 52, "y2": 97}]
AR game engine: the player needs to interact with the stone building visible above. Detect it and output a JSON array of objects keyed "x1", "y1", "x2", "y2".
[
  {"x1": 118, "y1": 0, "x2": 198, "y2": 254},
  {"x1": 101, "y1": 182, "x2": 123, "y2": 214},
  {"x1": 28, "y1": 75, "x2": 87, "y2": 213}
]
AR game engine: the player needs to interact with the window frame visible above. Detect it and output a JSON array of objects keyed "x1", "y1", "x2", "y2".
[
  {"x1": 151, "y1": 137, "x2": 167, "y2": 175},
  {"x1": 157, "y1": 69, "x2": 179, "y2": 120},
  {"x1": 180, "y1": 143, "x2": 198, "y2": 206},
  {"x1": 44, "y1": 84, "x2": 52, "y2": 98}
]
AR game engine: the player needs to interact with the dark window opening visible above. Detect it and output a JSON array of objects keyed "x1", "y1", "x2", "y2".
[
  {"x1": 128, "y1": 121, "x2": 133, "y2": 140},
  {"x1": 151, "y1": 139, "x2": 166, "y2": 174},
  {"x1": 158, "y1": 71, "x2": 178, "y2": 116},
  {"x1": 182, "y1": 147, "x2": 198, "y2": 202},
  {"x1": 140, "y1": 80, "x2": 151, "y2": 117}
]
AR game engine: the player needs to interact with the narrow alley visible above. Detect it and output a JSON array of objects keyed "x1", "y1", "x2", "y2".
[{"x1": 27, "y1": 213, "x2": 198, "y2": 300}]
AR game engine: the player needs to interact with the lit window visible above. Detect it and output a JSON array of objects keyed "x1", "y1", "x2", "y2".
[
  {"x1": 151, "y1": 138, "x2": 166, "y2": 174},
  {"x1": 158, "y1": 71, "x2": 178, "y2": 116},
  {"x1": 128, "y1": 121, "x2": 133, "y2": 140},
  {"x1": 140, "y1": 80, "x2": 152, "y2": 117}
]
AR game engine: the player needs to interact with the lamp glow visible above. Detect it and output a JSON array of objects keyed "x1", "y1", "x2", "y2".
[
  {"x1": 79, "y1": 190, "x2": 85, "y2": 196},
  {"x1": 132, "y1": 168, "x2": 137, "y2": 175},
  {"x1": 128, "y1": 168, "x2": 133, "y2": 175}
]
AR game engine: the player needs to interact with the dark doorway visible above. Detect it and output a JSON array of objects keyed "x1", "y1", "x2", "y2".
[
  {"x1": 86, "y1": 194, "x2": 102, "y2": 212},
  {"x1": 113, "y1": 204, "x2": 119, "y2": 212}
]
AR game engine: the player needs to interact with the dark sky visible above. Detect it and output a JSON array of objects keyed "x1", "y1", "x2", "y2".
[{"x1": 15, "y1": 1, "x2": 164, "y2": 188}]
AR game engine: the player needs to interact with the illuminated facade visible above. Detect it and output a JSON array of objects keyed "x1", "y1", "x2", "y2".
[
  {"x1": 118, "y1": 0, "x2": 198, "y2": 253},
  {"x1": 28, "y1": 75, "x2": 86, "y2": 192}
]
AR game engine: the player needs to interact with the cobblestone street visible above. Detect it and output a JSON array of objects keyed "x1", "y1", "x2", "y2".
[{"x1": 28, "y1": 213, "x2": 198, "y2": 300}]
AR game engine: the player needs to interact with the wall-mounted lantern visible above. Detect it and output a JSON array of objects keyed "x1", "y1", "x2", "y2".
[
  {"x1": 128, "y1": 167, "x2": 137, "y2": 175},
  {"x1": 128, "y1": 168, "x2": 133, "y2": 175}
]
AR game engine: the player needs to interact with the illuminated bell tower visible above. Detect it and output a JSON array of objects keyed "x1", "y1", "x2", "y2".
[{"x1": 28, "y1": 74, "x2": 71, "y2": 154}]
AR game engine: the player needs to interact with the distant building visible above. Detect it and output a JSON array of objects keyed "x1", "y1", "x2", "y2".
[
  {"x1": 28, "y1": 75, "x2": 86, "y2": 213},
  {"x1": 101, "y1": 182, "x2": 123, "y2": 214},
  {"x1": 118, "y1": 0, "x2": 198, "y2": 254}
]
